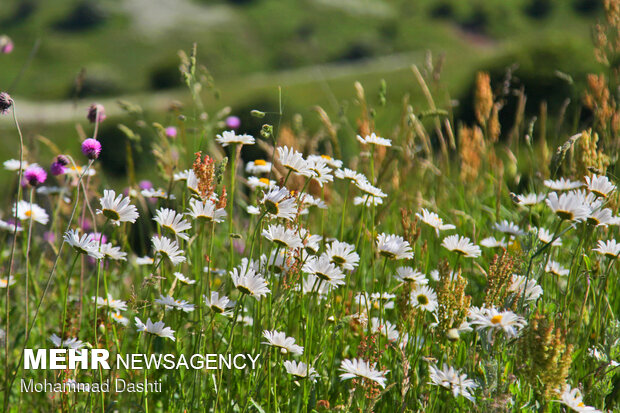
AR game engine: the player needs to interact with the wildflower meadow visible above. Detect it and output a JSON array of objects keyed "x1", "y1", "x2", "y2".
[{"x1": 1, "y1": 2, "x2": 620, "y2": 412}]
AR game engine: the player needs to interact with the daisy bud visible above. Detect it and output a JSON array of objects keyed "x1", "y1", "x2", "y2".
[
  {"x1": 50, "y1": 155, "x2": 69, "y2": 176},
  {"x1": 446, "y1": 328, "x2": 460, "y2": 341},
  {"x1": 0, "y1": 35, "x2": 13, "y2": 54},
  {"x1": 225, "y1": 115, "x2": 241, "y2": 130},
  {"x1": 0, "y1": 92, "x2": 13, "y2": 115},
  {"x1": 87, "y1": 103, "x2": 106, "y2": 124},
  {"x1": 81, "y1": 138, "x2": 102, "y2": 160},
  {"x1": 250, "y1": 110, "x2": 265, "y2": 118},
  {"x1": 24, "y1": 165, "x2": 47, "y2": 187}
]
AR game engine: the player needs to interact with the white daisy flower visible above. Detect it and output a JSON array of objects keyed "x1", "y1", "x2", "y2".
[
  {"x1": 339, "y1": 358, "x2": 389, "y2": 388},
  {"x1": 298, "y1": 193, "x2": 327, "y2": 209},
  {"x1": 493, "y1": 220, "x2": 525, "y2": 236},
  {"x1": 154, "y1": 208, "x2": 192, "y2": 240},
  {"x1": 283, "y1": 360, "x2": 318, "y2": 382},
  {"x1": 544, "y1": 177, "x2": 584, "y2": 191},
  {"x1": 508, "y1": 275, "x2": 543, "y2": 302},
  {"x1": 277, "y1": 146, "x2": 312, "y2": 177},
  {"x1": 67, "y1": 165, "x2": 96, "y2": 178},
  {"x1": 262, "y1": 224, "x2": 303, "y2": 250},
  {"x1": 546, "y1": 261, "x2": 569, "y2": 276},
  {"x1": 245, "y1": 159, "x2": 272, "y2": 174},
  {"x1": 0, "y1": 276, "x2": 16, "y2": 288},
  {"x1": 593, "y1": 239, "x2": 620, "y2": 258},
  {"x1": 546, "y1": 192, "x2": 590, "y2": 222},
  {"x1": 376, "y1": 233, "x2": 413, "y2": 260},
  {"x1": 173, "y1": 169, "x2": 191, "y2": 181},
  {"x1": 92, "y1": 294, "x2": 127, "y2": 312},
  {"x1": 262, "y1": 330, "x2": 304, "y2": 355},
  {"x1": 515, "y1": 193, "x2": 546, "y2": 206},
  {"x1": 186, "y1": 170, "x2": 199, "y2": 195},
  {"x1": 308, "y1": 154, "x2": 342, "y2": 169},
  {"x1": 356, "y1": 132, "x2": 392, "y2": 147},
  {"x1": 187, "y1": 198, "x2": 227, "y2": 223},
  {"x1": 247, "y1": 205, "x2": 261, "y2": 215},
  {"x1": 154, "y1": 295, "x2": 195, "y2": 312},
  {"x1": 215, "y1": 130, "x2": 254, "y2": 147},
  {"x1": 14, "y1": 201, "x2": 49, "y2": 225},
  {"x1": 410, "y1": 285, "x2": 438, "y2": 312},
  {"x1": 299, "y1": 229, "x2": 322, "y2": 254},
  {"x1": 64, "y1": 229, "x2": 103, "y2": 259},
  {"x1": 0, "y1": 219, "x2": 22, "y2": 233},
  {"x1": 416, "y1": 208, "x2": 456, "y2": 236},
  {"x1": 325, "y1": 240, "x2": 359, "y2": 270},
  {"x1": 354, "y1": 292, "x2": 395, "y2": 311},
  {"x1": 306, "y1": 157, "x2": 333, "y2": 187},
  {"x1": 247, "y1": 176, "x2": 276, "y2": 190},
  {"x1": 587, "y1": 207, "x2": 614, "y2": 227},
  {"x1": 100, "y1": 243, "x2": 127, "y2": 261},
  {"x1": 394, "y1": 266, "x2": 428, "y2": 285},
  {"x1": 174, "y1": 272, "x2": 196, "y2": 285},
  {"x1": 231, "y1": 266, "x2": 270, "y2": 300},
  {"x1": 135, "y1": 317, "x2": 175, "y2": 341},
  {"x1": 141, "y1": 188, "x2": 175, "y2": 200},
  {"x1": 97, "y1": 190, "x2": 139, "y2": 225},
  {"x1": 261, "y1": 186, "x2": 297, "y2": 221},
  {"x1": 467, "y1": 307, "x2": 527, "y2": 341},
  {"x1": 558, "y1": 384, "x2": 602, "y2": 413},
  {"x1": 151, "y1": 236, "x2": 186, "y2": 266},
  {"x1": 135, "y1": 256, "x2": 154, "y2": 265},
  {"x1": 480, "y1": 236, "x2": 507, "y2": 248},
  {"x1": 585, "y1": 174, "x2": 615, "y2": 198},
  {"x1": 370, "y1": 318, "x2": 399, "y2": 341},
  {"x1": 353, "y1": 195, "x2": 383, "y2": 206},
  {"x1": 335, "y1": 168, "x2": 365, "y2": 184},
  {"x1": 297, "y1": 274, "x2": 332, "y2": 297},
  {"x1": 49, "y1": 334, "x2": 85, "y2": 350},
  {"x1": 537, "y1": 227, "x2": 562, "y2": 246},
  {"x1": 110, "y1": 312, "x2": 129, "y2": 326},
  {"x1": 441, "y1": 235, "x2": 481, "y2": 258},
  {"x1": 428, "y1": 364, "x2": 478, "y2": 402},
  {"x1": 4, "y1": 159, "x2": 29, "y2": 171},
  {"x1": 203, "y1": 291, "x2": 234, "y2": 315},
  {"x1": 355, "y1": 179, "x2": 387, "y2": 199},
  {"x1": 302, "y1": 254, "x2": 346, "y2": 289}
]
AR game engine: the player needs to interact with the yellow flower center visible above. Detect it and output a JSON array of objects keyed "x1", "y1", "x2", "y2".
[
  {"x1": 577, "y1": 402, "x2": 585, "y2": 407},
  {"x1": 24, "y1": 210, "x2": 32, "y2": 218},
  {"x1": 254, "y1": 159, "x2": 267, "y2": 166},
  {"x1": 321, "y1": 155, "x2": 331, "y2": 160},
  {"x1": 417, "y1": 294, "x2": 429, "y2": 305},
  {"x1": 259, "y1": 178, "x2": 270, "y2": 185},
  {"x1": 491, "y1": 315, "x2": 503, "y2": 324}
]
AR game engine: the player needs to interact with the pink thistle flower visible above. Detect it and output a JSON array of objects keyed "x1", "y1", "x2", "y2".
[
  {"x1": 0, "y1": 92, "x2": 13, "y2": 115},
  {"x1": 81, "y1": 138, "x2": 102, "y2": 160},
  {"x1": 24, "y1": 165, "x2": 47, "y2": 187},
  {"x1": 50, "y1": 155, "x2": 69, "y2": 176},
  {"x1": 225, "y1": 116, "x2": 241, "y2": 130},
  {"x1": 0, "y1": 36, "x2": 13, "y2": 54},
  {"x1": 87, "y1": 103, "x2": 106, "y2": 124},
  {"x1": 165, "y1": 127, "x2": 177, "y2": 138}
]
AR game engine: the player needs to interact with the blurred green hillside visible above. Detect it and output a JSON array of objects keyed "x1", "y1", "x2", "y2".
[{"x1": 0, "y1": 0, "x2": 609, "y2": 191}]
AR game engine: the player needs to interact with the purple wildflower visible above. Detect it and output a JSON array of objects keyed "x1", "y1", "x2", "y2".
[
  {"x1": 139, "y1": 180, "x2": 153, "y2": 190},
  {"x1": 0, "y1": 36, "x2": 13, "y2": 54},
  {"x1": 225, "y1": 116, "x2": 241, "y2": 130},
  {"x1": 87, "y1": 103, "x2": 106, "y2": 124},
  {"x1": 0, "y1": 92, "x2": 13, "y2": 115},
  {"x1": 165, "y1": 127, "x2": 177, "y2": 138},
  {"x1": 50, "y1": 155, "x2": 69, "y2": 176},
  {"x1": 24, "y1": 165, "x2": 47, "y2": 187},
  {"x1": 81, "y1": 138, "x2": 102, "y2": 160}
]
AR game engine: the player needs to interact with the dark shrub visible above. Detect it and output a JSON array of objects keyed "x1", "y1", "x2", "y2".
[
  {"x1": 150, "y1": 59, "x2": 182, "y2": 90},
  {"x1": 572, "y1": 0, "x2": 603, "y2": 14},
  {"x1": 69, "y1": 74, "x2": 120, "y2": 99},
  {"x1": 430, "y1": 2, "x2": 455, "y2": 19},
  {"x1": 54, "y1": 1, "x2": 108, "y2": 31},
  {"x1": 524, "y1": 0, "x2": 555, "y2": 19}
]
